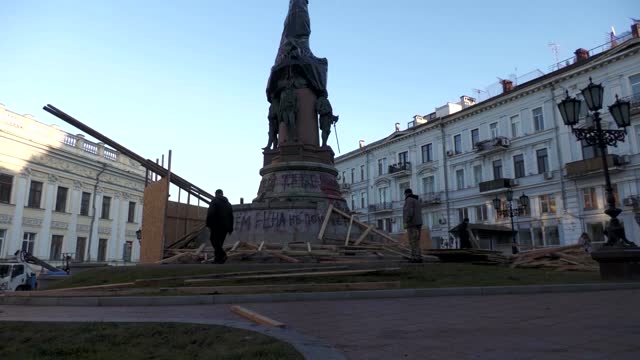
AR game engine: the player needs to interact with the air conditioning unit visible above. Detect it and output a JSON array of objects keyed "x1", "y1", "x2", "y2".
[
  {"x1": 544, "y1": 171, "x2": 553, "y2": 180},
  {"x1": 446, "y1": 150, "x2": 455, "y2": 157},
  {"x1": 501, "y1": 138, "x2": 510, "y2": 146}
]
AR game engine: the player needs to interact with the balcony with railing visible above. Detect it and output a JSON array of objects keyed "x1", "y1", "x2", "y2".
[
  {"x1": 388, "y1": 162, "x2": 412, "y2": 177},
  {"x1": 619, "y1": 94, "x2": 640, "y2": 115},
  {"x1": 368, "y1": 202, "x2": 393, "y2": 213},
  {"x1": 479, "y1": 178, "x2": 513, "y2": 193},
  {"x1": 474, "y1": 136, "x2": 510, "y2": 155},
  {"x1": 420, "y1": 192, "x2": 442, "y2": 206},
  {"x1": 565, "y1": 154, "x2": 626, "y2": 178}
]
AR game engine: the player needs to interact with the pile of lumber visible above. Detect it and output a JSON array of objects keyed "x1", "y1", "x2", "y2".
[
  {"x1": 509, "y1": 244, "x2": 598, "y2": 271},
  {"x1": 425, "y1": 249, "x2": 510, "y2": 264}
]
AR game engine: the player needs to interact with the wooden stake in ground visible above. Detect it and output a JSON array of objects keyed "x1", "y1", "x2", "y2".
[{"x1": 230, "y1": 305, "x2": 285, "y2": 328}]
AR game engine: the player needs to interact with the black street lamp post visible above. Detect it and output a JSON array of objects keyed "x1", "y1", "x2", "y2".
[
  {"x1": 493, "y1": 189, "x2": 529, "y2": 253},
  {"x1": 557, "y1": 78, "x2": 636, "y2": 248}
]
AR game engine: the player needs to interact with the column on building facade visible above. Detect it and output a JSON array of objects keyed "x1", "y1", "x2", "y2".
[
  {"x1": 37, "y1": 178, "x2": 56, "y2": 258},
  {"x1": 8, "y1": 173, "x2": 28, "y2": 255},
  {"x1": 132, "y1": 196, "x2": 143, "y2": 261},
  {"x1": 64, "y1": 182, "x2": 82, "y2": 255},
  {"x1": 88, "y1": 192, "x2": 103, "y2": 261},
  {"x1": 107, "y1": 192, "x2": 123, "y2": 262}
]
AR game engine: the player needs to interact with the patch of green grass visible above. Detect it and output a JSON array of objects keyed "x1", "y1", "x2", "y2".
[
  {"x1": 46, "y1": 263, "x2": 603, "y2": 294},
  {"x1": 0, "y1": 322, "x2": 303, "y2": 360}
]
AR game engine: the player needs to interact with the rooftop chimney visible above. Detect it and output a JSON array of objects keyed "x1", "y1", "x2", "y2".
[
  {"x1": 632, "y1": 23, "x2": 640, "y2": 38},
  {"x1": 460, "y1": 95, "x2": 476, "y2": 109},
  {"x1": 575, "y1": 48, "x2": 590, "y2": 63},
  {"x1": 359, "y1": 140, "x2": 365, "y2": 148},
  {"x1": 395, "y1": 122, "x2": 401, "y2": 131},
  {"x1": 500, "y1": 79, "x2": 513, "y2": 93}
]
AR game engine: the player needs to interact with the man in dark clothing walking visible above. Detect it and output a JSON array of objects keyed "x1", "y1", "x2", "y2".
[
  {"x1": 206, "y1": 189, "x2": 234, "y2": 264},
  {"x1": 458, "y1": 218, "x2": 472, "y2": 249},
  {"x1": 403, "y1": 188, "x2": 423, "y2": 263}
]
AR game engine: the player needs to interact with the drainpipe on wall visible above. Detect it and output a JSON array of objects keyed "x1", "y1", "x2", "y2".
[
  {"x1": 87, "y1": 163, "x2": 107, "y2": 262},
  {"x1": 550, "y1": 85, "x2": 569, "y2": 225},
  {"x1": 440, "y1": 124, "x2": 452, "y2": 241}
]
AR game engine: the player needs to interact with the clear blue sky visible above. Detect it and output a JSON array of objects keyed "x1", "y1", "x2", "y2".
[{"x1": 1, "y1": 0, "x2": 636, "y2": 203}]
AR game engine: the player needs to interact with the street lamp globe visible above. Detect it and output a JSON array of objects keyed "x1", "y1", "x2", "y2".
[
  {"x1": 505, "y1": 188, "x2": 514, "y2": 202},
  {"x1": 557, "y1": 91, "x2": 581, "y2": 127},
  {"x1": 492, "y1": 197, "x2": 501, "y2": 210},
  {"x1": 519, "y1": 193, "x2": 530, "y2": 209},
  {"x1": 608, "y1": 95, "x2": 632, "y2": 129},
  {"x1": 581, "y1": 77, "x2": 604, "y2": 112}
]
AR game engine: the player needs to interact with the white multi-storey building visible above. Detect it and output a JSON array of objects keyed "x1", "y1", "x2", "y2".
[
  {"x1": 336, "y1": 25, "x2": 640, "y2": 251},
  {"x1": 0, "y1": 104, "x2": 146, "y2": 263}
]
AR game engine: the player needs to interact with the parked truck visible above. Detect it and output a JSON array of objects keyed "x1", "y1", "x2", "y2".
[{"x1": 0, "y1": 250, "x2": 69, "y2": 292}]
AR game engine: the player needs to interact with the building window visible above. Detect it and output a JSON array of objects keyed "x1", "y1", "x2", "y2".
[
  {"x1": 361, "y1": 192, "x2": 366, "y2": 208},
  {"x1": 101, "y1": 196, "x2": 111, "y2": 220},
  {"x1": 422, "y1": 176, "x2": 435, "y2": 194},
  {"x1": 539, "y1": 194, "x2": 556, "y2": 214},
  {"x1": 518, "y1": 229, "x2": 533, "y2": 249},
  {"x1": 22, "y1": 232, "x2": 36, "y2": 254},
  {"x1": 399, "y1": 182, "x2": 410, "y2": 198},
  {"x1": 490, "y1": 122, "x2": 499, "y2": 139},
  {"x1": 0, "y1": 229, "x2": 6, "y2": 257},
  {"x1": 513, "y1": 154, "x2": 525, "y2": 178},
  {"x1": 533, "y1": 227, "x2": 544, "y2": 247},
  {"x1": 473, "y1": 165, "x2": 483, "y2": 186},
  {"x1": 341, "y1": 171, "x2": 346, "y2": 183},
  {"x1": 398, "y1": 151, "x2": 408, "y2": 164},
  {"x1": 360, "y1": 165, "x2": 365, "y2": 181},
  {"x1": 629, "y1": 73, "x2": 640, "y2": 99},
  {"x1": 457, "y1": 208, "x2": 469, "y2": 223},
  {"x1": 581, "y1": 139, "x2": 602, "y2": 160},
  {"x1": 350, "y1": 168, "x2": 355, "y2": 183},
  {"x1": 471, "y1": 129, "x2": 480, "y2": 148},
  {"x1": 123, "y1": 241, "x2": 133, "y2": 262},
  {"x1": 493, "y1": 159, "x2": 503, "y2": 179},
  {"x1": 456, "y1": 169, "x2": 465, "y2": 190},
  {"x1": 50, "y1": 235, "x2": 63, "y2": 260},
  {"x1": 421, "y1": 144, "x2": 433, "y2": 163},
  {"x1": 0, "y1": 174, "x2": 13, "y2": 204},
  {"x1": 583, "y1": 187, "x2": 598, "y2": 210},
  {"x1": 98, "y1": 238, "x2": 108, "y2": 262},
  {"x1": 453, "y1": 134, "x2": 462, "y2": 154},
  {"x1": 55, "y1": 187, "x2": 68, "y2": 212},
  {"x1": 80, "y1": 192, "x2": 91, "y2": 216},
  {"x1": 532, "y1": 107, "x2": 545, "y2": 131},
  {"x1": 75, "y1": 237, "x2": 87, "y2": 262},
  {"x1": 378, "y1": 158, "x2": 387, "y2": 175},
  {"x1": 351, "y1": 194, "x2": 356, "y2": 210},
  {"x1": 27, "y1": 181, "x2": 43, "y2": 208},
  {"x1": 536, "y1": 148, "x2": 549, "y2": 174},
  {"x1": 544, "y1": 226, "x2": 560, "y2": 246},
  {"x1": 378, "y1": 187, "x2": 388, "y2": 204},
  {"x1": 510, "y1": 115, "x2": 520, "y2": 138},
  {"x1": 587, "y1": 223, "x2": 605, "y2": 243},
  {"x1": 475, "y1": 205, "x2": 488, "y2": 222},
  {"x1": 612, "y1": 184, "x2": 620, "y2": 206},
  {"x1": 128, "y1": 202, "x2": 136, "y2": 223}
]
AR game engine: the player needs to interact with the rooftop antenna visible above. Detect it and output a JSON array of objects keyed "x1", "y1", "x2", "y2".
[{"x1": 548, "y1": 42, "x2": 560, "y2": 64}]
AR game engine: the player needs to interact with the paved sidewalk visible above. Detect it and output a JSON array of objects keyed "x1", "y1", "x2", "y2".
[{"x1": 2, "y1": 290, "x2": 639, "y2": 359}]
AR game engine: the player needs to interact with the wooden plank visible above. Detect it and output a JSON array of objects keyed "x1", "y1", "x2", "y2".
[
  {"x1": 345, "y1": 215, "x2": 354, "y2": 246},
  {"x1": 317, "y1": 204, "x2": 334, "y2": 240},
  {"x1": 194, "y1": 244, "x2": 206, "y2": 255},
  {"x1": 209, "y1": 267, "x2": 401, "y2": 281},
  {"x1": 230, "y1": 305, "x2": 286, "y2": 328},
  {"x1": 381, "y1": 246, "x2": 412, "y2": 260},
  {"x1": 230, "y1": 241, "x2": 240, "y2": 252},
  {"x1": 354, "y1": 225, "x2": 374, "y2": 245},
  {"x1": 307, "y1": 242, "x2": 312, "y2": 253},
  {"x1": 36, "y1": 282, "x2": 135, "y2": 293},
  {"x1": 264, "y1": 250, "x2": 301, "y2": 263},
  {"x1": 257, "y1": 241, "x2": 265, "y2": 251},
  {"x1": 180, "y1": 266, "x2": 350, "y2": 285},
  {"x1": 156, "y1": 251, "x2": 191, "y2": 264}
]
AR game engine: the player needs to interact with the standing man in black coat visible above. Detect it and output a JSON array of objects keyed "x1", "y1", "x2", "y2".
[{"x1": 206, "y1": 189, "x2": 234, "y2": 264}]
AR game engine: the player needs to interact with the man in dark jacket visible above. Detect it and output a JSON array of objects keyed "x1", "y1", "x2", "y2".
[
  {"x1": 403, "y1": 188, "x2": 423, "y2": 263},
  {"x1": 458, "y1": 218, "x2": 472, "y2": 249},
  {"x1": 206, "y1": 189, "x2": 234, "y2": 264}
]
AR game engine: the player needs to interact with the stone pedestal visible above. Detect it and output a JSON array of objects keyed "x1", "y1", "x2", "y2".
[{"x1": 591, "y1": 248, "x2": 640, "y2": 281}]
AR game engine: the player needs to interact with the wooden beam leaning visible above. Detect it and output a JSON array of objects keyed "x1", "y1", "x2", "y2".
[
  {"x1": 317, "y1": 204, "x2": 334, "y2": 241},
  {"x1": 354, "y1": 225, "x2": 374, "y2": 245},
  {"x1": 345, "y1": 215, "x2": 354, "y2": 246}
]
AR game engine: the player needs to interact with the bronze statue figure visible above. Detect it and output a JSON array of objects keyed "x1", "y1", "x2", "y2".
[
  {"x1": 263, "y1": 98, "x2": 280, "y2": 150},
  {"x1": 279, "y1": 85, "x2": 298, "y2": 133},
  {"x1": 316, "y1": 97, "x2": 338, "y2": 147}
]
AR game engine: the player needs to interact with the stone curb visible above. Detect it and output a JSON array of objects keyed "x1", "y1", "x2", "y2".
[{"x1": 2, "y1": 282, "x2": 639, "y2": 307}]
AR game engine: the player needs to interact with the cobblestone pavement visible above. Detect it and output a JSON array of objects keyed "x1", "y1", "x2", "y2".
[{"x1": 1, "y1": 289, "x2": 639, "y2": 359}]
